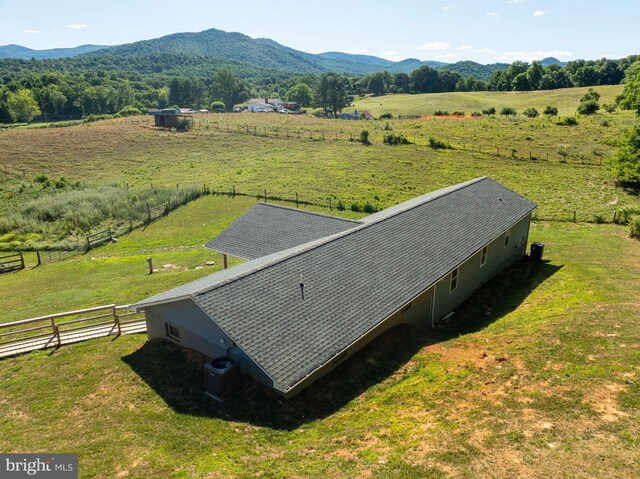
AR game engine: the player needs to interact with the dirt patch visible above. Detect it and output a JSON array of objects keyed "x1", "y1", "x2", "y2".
[{"x1": 583, "y1": 382, "x2": 628, "y2": 422}]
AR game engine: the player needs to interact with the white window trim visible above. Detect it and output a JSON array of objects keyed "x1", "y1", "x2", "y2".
[
  {"x1": 480, "y1": 245, "x2": 488, "y2": 267},
  {"x1": 165, "y1": 322, "x2": 180, "y2": 341},
  {"x1": 449, "y1": 267, "x2": 459, "y2": 293}
]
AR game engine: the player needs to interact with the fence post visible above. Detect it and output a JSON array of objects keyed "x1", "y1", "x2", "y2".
[
  {"x1": 52, "y1": 318, "x2": 61, "y2": 347},
  {"x1": 613, "y1": 211, "x2": 617, "y2": 223},
  {"x1": 19, "y1": 251, "x2": 25, "y2": 270},
  {"x1": 573, "y1": 211, "x2": 577, "y2": 223},
  {"x1": 146, "y1": 257, "x2": 153, "y2": 275},
  {"x1": 36, "y1": 250, "x2": 41, "y2": 266},
  {"x1": 329, "y1": 197, "x2": 332, "y2": 211},
  {"x1": 146, "y1": 202, "x2": 151, "y2": 222},
  {"x1": 114, "y1": 306, "x2": 122, "y2": 336},
  {"x1": 296, "y1": 192, "x2": 299, "y2": 208},
  {"x1": 232, "y1": 185, "x2": 236, "y2": 198}
]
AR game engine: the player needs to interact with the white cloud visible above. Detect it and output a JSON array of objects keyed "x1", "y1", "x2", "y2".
[
  {"x1": 494, "y1": 50, "x2": 572, "y2": 62},
  {"x1": 459, "y1": 45, "x2": 474, "y2": 51},
  {"x1": 443, "y1": 6, "x2": 450, "y2": 11},
  {"x1": 378, "y1": 50, "x2": 402, "y2": 61},
  {"x1": 346, "y1": 48, "x2": 369, "y2": 55},
  {"x1": 414, "y1": 41, "x2": 451, "y2": 51},
  {"x1": 23, "y1": 29, "x2": 45, "y2": 34},
  {"x1": 436, "y1": 53, "x2": 458, "y2": 61},
  {"x1": 486, "y1": 11, "x2": 499, "y2": 16},
  {"x1": 476, "y1": 46, "x2": 497, "y2": 55},
  {"x1": 507, "y1": 0, "x2": 525, "y2": 4},
  {"x1": 66, "y1": 24, "x2": 89, "y2": 30},
  {"x1": 533, "y1": 11, "x2": 546, "y2": 17}
]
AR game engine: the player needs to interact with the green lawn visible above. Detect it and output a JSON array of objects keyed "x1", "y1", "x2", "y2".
[
  {"x1": 1, "y1": 222, "x2": 638, "y2": 478},
  {"x1": 352, "y1": 85, "x2": 625, "y2": 117}
]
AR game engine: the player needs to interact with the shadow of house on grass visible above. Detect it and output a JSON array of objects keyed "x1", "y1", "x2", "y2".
[{"x1": 122, "y1": 258, "x2": 561, "y2": 430}]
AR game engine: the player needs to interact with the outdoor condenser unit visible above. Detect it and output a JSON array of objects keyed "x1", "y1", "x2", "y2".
[{"x1": 204, "y1": 356, "x2": 242, "y2": 399}]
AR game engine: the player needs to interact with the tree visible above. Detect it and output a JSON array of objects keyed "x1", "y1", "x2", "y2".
[
  {"x1": 543, "y1": 105, "x2": 559, "y2": 116},
  {"x1": 35, "y1": 84, "x2": 67, "y2": 120},
  {"x1": 314, "y1": 73, "x2": 350, "y2": 117},
  {"x1": 210, "y1": 100, "x2": 225, "y2": 111},
  {"x1": 500, "y1": 106, "x2": 517, "y2": 116},
  {"x1": 523, "y1": 107, "x2": 539, "y2": 118},
  {"x1": 285, "y1": 83, "x2": 313, "y2": 107},
  {"x1": 367, "y1": 72, "x2": 388, "y2": 96},
  {"x1": 512, "y1": 72, "x2": 531, "y2": 91},
  {"x1": 7, "y1": 89, "x2": 41, "y2": 122},
  {"x1": 577, "y1": 88, "x2": 600, "y2": 115},
  {"x1": 394, "y1": 73, "x2": 410, "y2": 93},
  {"x1": 606, "y1": 125, "x2": 640, "y2": 183},
  {"x1": 526, "y1": 61, "x2": 544, "y2": 90},
  {"x1": 617, "y1": 71, "x2": 640, "y2": 115},
  {"x1": 211, "y1": 68, "x2": 248, "y2": 112},
  {"x1": 410, "y1": 66, "x2": 441, "y2": 93}
]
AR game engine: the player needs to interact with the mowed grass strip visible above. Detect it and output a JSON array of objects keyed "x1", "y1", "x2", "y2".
[{"x1": 0, "y1": 222, "x2": 638, "y2": 478}]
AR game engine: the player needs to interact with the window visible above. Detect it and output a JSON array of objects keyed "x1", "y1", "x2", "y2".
[
  {"x1": 480, "y1": 246, "x2": 488, "y2": 267},
  {"x1": 165, "y1": 322, "x2": 180, "y2": 341},
  {"x1": 504, "y1": 229, "x2": 511, "y2": 248},
  {"x1": 450, "y1": 267, "x2": 459, "y2": 293}
]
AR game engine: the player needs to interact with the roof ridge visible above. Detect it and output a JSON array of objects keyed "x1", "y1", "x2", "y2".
[{"x1": 255, "y1": 202, "x2": 361, "y2": 224}]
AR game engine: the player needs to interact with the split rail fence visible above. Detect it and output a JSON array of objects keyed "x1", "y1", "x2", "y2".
[
  {"x1": 0, "y1": 304, "x2": 146, "y2": 359},
  {"x1": 0, "y1": 251, "x2": 24, "y2": 274}
]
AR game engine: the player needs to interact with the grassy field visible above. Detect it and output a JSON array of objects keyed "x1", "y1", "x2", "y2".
[
  {"x1": 352, "y1": 85, "x2": 625, "y2": 117},
  {"x1": 1, "y1": 220, "x2": 638, "y2": 478},
  {"x1": 0, "y1": 87, "x2": 639, "y2": 478},
  {"x1": 1, "y1": 96, "x2": 639, "y2": 250}
]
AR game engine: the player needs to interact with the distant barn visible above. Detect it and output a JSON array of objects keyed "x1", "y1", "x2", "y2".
[{"x1": 148, "y1": 108, "x2": 194, "y2": 129}]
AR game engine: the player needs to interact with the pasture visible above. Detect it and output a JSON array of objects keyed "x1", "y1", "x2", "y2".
[{"x1": 0, "y1": 87, "x2": 639, "y2": 478}]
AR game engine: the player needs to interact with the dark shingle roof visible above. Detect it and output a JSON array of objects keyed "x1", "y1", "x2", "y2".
[
  {"x1": 134, "y1": 177, "x2": 536, "y2": 394},
  {"x1": 205, "y1": 203, "x2": 360, "y2": 260}
]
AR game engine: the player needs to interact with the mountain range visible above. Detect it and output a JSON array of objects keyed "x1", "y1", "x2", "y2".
[{"x1": 0, "y1": 28, "x2": 567, "y2": 79}]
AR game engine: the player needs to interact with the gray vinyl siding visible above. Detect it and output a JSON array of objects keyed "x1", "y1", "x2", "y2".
[
  {"x1": 431, "y1": 214, "x2": 532, "y2": 324},
  {"x1": 146, "y1": 299, "x2": 232, "y2": 360}
]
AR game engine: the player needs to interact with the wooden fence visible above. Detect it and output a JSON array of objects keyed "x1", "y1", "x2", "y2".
[
  {"x1": 0, "y1": 251, "x2": 24, "y2": 274},
  {"x1": 86, "y1": 229, "x2": 113, "y2": 250},
  {"x1": 0, "y1": 304, "x2": 145, "y2": 359}
]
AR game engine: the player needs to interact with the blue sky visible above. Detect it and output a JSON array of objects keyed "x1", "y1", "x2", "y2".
[{"x1": 1, "y1": 0, "x2": 638, "y2": 64}]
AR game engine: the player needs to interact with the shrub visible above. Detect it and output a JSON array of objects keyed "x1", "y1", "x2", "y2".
[
  {"x1": 350, "y1": 202, "x2": 362, "y2": 212},
  {"x1": 382, "y1": 121, "x2": 393, "y2": 131},
  {"x1": 210, "y1": 100, "x2": 225, "y2": 111},
  {"x1": 428, "y1": 137, "x2": 452, "y2": 150},
  {"x1": 434, "y1": 110, "x2": 449, "y2": 116},
  {"x1": 543, "y1": 106, "x2": 559, "y2": 116},
  {"x1": 383, "y1": 133, "x2": 411, "y2": 145},
  {"x1": 359, "y1": 129, "x2": 370, "y2": 144},
  {"x1": 363, "y1": 202, "x2": 377, "y2": 214},
  {"x1": 500, "y1": 107, "x2": 517, "y2": 116},
  {"x1": 471, "y1": 111, "x2": 482, "y2": 117},
  {"x1": 593, "y1": 213, "x2": 605, "y2": 224},
  {"x1": 615, "y1": 206, "x2": 640, "y2": 224},
  {"x1": 451, "y1": 110, "x2": 465, "y2": 116},
  {"x1": 523, "y1": 107, "x2": 539, "y2": 118},
  {"x1": 600, "y1": 118, "x2": 610, "y2": 127},
  {"x1": 117, "y1": 106, "x2": 141, "y2": 117},
  {"x1": 603, "y1": 103, "x2": 616, "y2": 113},
  {"x1": 557, "y1": 116, "x2": 578, "y2": 126},
  {"x1": 482, "y1": 106, "x2": 496, "y2": 115},
  {"x1": 336, "y1": 200, "x2": 345, "y2": 211},
  {"x1": 379, "y1": 113, "x2": 393, "y2": 119},
  {"x1": 577, "y1": 99, "x2": 600, "y2": 115}
]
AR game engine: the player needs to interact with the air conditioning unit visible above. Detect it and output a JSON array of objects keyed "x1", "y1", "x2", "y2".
[{"x1": 204, "y1": 357, "x2": 242, "y2": 400}]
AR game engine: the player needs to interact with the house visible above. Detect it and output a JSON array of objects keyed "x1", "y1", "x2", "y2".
[
  {"x1": 147, "y1": 108, "x2": 194, "y2": 129},
  {"x1": 245, "y1": 98, "x2": 283, "y2": 111},
  {"x1": 131, "y1": 177, "x2": 536, "y2": 398},
  {"x1": 340, "y1": 109, "x2": 375, "y2": 120}
]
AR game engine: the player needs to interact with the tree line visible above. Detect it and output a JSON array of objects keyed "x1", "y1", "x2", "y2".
[{"x1": 1, "y1": 55, "x2": 639, "y2": 122}]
